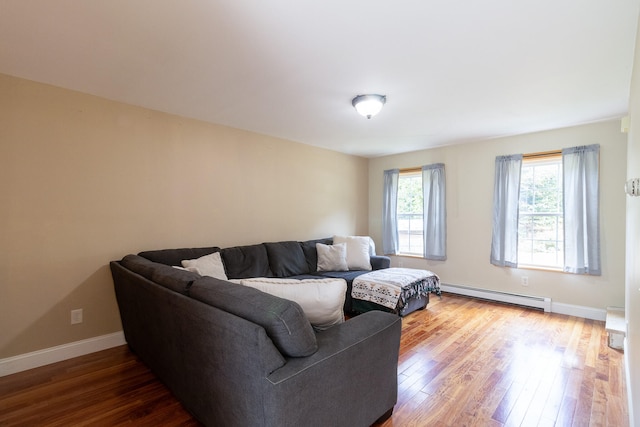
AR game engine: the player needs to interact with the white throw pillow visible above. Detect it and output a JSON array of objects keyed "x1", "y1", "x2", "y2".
[
  {"x1": 316, "y1": 243, "x2": 348, "y2": 272},
  {"x1": 332, "y1": 235, "x2": 372, "y2": 271},
  {"x1": 181, "y1": 252, "x2": 228, "y2": 280},
  {"x1": 240, "y1": 278, "x2": 347, "y2": 330}
]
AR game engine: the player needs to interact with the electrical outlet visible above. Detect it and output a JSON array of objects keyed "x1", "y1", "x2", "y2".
[
  {"x1": 71, "y1": 309, "x2": 83, "y2": 325},
  {"x1": 521, "y1": 276, "x2": 529, "y2": 286}
]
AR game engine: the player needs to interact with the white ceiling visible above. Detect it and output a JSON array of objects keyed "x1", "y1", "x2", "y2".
[{"x1": 1, "y1": 1, "x2": 639, "y2": 158}]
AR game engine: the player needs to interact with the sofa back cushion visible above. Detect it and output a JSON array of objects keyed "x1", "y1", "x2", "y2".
[
  {"x1": 138, "y1": 247, "x2": 221, "y2": 266},
  {"x1": 300, "y1": 238, "x2": 332, "y2": 273},
  {"x1": 189, "y1": 277, "x2": 318, "y2": 357},
  {"x1": 221, "y1": 244, "x2": 272, "y2": 279},
  {"x1": 120, "y1": 254, "x2": 200, "y2": 294},
  {"x1": 264, "y1": 241, "x2": 310, "y2": 277}
]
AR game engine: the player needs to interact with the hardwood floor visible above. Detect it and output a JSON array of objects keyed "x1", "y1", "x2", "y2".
[
  {"x1": 377, "y1": 295, "x2": 627, "y2": 427},
  {"x1": 0, "y1": 294, "x2": 628, "y2": 426}
]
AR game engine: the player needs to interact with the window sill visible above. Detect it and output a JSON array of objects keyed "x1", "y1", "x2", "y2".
[
  {"x1": 395, "y1": 253, "x2": 424, "y2": 259},
  {"x1": 518, "y1": 264, "x2": 564, "y2": 273}
]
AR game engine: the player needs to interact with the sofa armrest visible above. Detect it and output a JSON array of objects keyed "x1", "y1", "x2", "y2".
[
  {"x1": 371, "y1": 255, "x2": 391, "y2": 270},
  {"x1": 264, "y1": 310, "x2": 401, "y2": 426}
]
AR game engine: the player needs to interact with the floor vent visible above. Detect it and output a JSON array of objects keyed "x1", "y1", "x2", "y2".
[{"x1": 440, "y1": 283, "x2": 552, "y2": 312}]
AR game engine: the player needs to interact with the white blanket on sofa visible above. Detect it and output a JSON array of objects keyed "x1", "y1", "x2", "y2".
[{"x1": 352, "y1": 268, "x2": 440, "y2": 310}]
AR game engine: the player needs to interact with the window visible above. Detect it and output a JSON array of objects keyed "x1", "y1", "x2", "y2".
[
  {"x1": 382, "y1": 164, "x2": 446, "y2": 259},
  {"x1": 490, "y1": 145, "x2": 600, "y2": 275},
  {"x1": 517, "y1": 156, "x2": 563, "y2": 269},
  {"x1": 397, "y1": 170, "x2": 423, "y2": 255}
]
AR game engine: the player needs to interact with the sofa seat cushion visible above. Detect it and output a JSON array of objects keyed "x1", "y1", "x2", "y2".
[
  {"x1": 138, "y1": 247, "x2": 220, "y2": 266},
  {"x1": 239, "y1": 278, "x2": 347, "y2": 330},
  {"x1": 264, "y1": 241, "x2": 310, "y2": 277},
  {"x1": 189, "y1": 276, "x2": 317, "y2": 358},
  {"x1": 221, "y1": 244, "x2": 272, "y2": 279},
  {"x1": 313, "y1": 270, "x2": 372, "y2": 282}
]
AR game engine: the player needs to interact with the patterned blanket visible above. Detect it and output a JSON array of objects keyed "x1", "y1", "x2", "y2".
[{"x1": 352, "y1": 268, "x2": 441, "y2": 311}]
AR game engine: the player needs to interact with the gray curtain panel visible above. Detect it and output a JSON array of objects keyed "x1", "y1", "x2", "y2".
[
  {"x1": 382, "y1": 169, "x2": 400, "y2": 255},
  {"x1": 422, "y1": 163, "x2": 446, "y2": 260},
  {"x1": 490, "y1": 154, "x2": 523, "y2": 267},
  {"x1": 562, "y1": 144, "x2": 601, "y2": 275}
]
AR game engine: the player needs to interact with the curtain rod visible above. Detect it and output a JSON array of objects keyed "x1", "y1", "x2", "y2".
[
  {"x1": 523, "y1": 150, "x2": 562, "y2": 159},
  {"x1": 399, "y1": 167, "x2": 422, "y2": 173}
]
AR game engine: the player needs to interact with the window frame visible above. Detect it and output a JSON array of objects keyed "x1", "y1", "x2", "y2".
[{"x1": 517, "y1": 151, "x2": 564, "y2": 271}]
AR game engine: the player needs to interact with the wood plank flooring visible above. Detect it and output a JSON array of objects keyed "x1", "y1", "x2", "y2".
[{"x1": 0, "y1": 294, "x2": 628, "y2": 426}]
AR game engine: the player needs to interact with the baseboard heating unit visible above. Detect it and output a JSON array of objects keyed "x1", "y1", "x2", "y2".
[{"x1": 440, "y1": 283, "x2": 552, "y2": 312}]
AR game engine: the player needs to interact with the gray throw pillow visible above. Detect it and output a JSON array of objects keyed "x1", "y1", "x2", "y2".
[{"x1": 316, "y1": 243, "x2": 348, "y2": 272}]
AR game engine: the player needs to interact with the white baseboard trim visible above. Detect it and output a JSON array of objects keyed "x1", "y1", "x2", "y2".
[
  {"x1": 441, "y1": 282, "x2": 606, "y2": 321},
  {"x1": 0, "y1": 331, "x2": 126, "y2": 377},
  {"x1": 550, "y1": 302, "x2": 606, "y2": 321}
]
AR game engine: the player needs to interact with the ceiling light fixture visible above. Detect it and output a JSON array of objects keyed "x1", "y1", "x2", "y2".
[{"x1": 352, "y1": 94, "x2": 386, "y2": 119}]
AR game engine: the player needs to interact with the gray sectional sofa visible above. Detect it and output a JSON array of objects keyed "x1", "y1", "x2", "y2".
[{"x1": 110, "y1": 237, "x2": 402, "y2": 427}]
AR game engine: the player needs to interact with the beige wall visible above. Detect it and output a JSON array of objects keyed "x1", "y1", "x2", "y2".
[
  {"x1": 369, "y1": 120, "x2": 627, "y2": 309},
  {"x1": 625, "y1": 10, "x2": 640, "y2": 426},
  {"x1": 0, "y1": 73, "x2": 369, "y2": 359}
]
